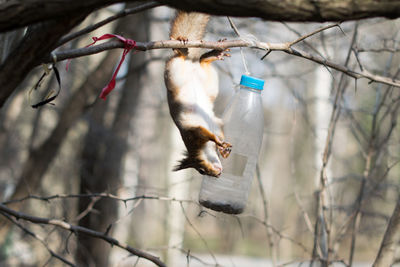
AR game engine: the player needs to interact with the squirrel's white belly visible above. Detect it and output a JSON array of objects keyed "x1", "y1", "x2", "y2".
[{"x1": 169, "y1": 58, "x2": 219, "y2": 131}]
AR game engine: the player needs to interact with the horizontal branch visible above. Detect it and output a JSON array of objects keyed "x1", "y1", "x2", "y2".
[
  {"x1": 3, "y1": 193, "x2": 195, "y2": 205},
  {"x1": 158, "y1": 0, "x2": 400, "y2": 22},
  {"x1": 0, "y1": 203, "x2": 166, "y2": 267},
  {"x1": 3, "y1": 0, "x2": 400, "y2": 32},
  {"x1": 47, "y1": 38, "x2": 400, "y2": 89}
]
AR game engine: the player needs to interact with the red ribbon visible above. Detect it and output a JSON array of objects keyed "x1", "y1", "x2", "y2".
[{"x1": 67, "y1": 34, "x2": 136, "y2": 100}]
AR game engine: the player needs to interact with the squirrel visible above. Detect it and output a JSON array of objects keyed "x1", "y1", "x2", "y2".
[{"x1": 164, "y1": 11, "x2": 232, "y2": 177}]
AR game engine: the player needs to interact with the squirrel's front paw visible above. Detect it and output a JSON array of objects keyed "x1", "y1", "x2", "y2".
[
  {"x1": 200, "y1": 48, "x2": 230, "y2": 63},
  {"x1": 216, "y1": 39, "x2": 231, "y2": 59},
  {"x1": 218, "y1": 141, "x2": 232, "y2": 158},
  {"x1": 216, "y1": 49, "x2": 231, "y2": 60}
]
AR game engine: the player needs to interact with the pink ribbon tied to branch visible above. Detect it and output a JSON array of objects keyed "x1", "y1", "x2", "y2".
[{"x1": 67, "y1": 34, "x2": 137, "y2": 100}]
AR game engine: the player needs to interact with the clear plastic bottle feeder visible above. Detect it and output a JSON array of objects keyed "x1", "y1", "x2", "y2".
[{"x1": 199, "y1": 75, "x2": 265, "y2": 214}]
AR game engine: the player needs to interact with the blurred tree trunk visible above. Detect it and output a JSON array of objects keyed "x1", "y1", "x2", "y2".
[
  {"x1": 166, "y1": 126, "x2": 189, "y2": 265},
  {"x1": 311, "y1": 62, "x2": 333, "y2": 264},
  {"x1": 0, "y1": 30, "x2": 24, "y2": 64},
  {"x1": 0, "y1": 14, "x2": 87, "y2": 108},
  {"x1": 76, "y1": 8, "x2": 149, "y2": 267},
  {"x1": 0, "y1": 48, "x2": 120, "y2": 245},
  {"x1": 373, "y1": 196, "x2": 400, "y2": 267}
]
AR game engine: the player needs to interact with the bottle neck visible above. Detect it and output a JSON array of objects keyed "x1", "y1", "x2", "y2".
[{"x1": 240, "y1": 85, "x2": 262, "y2": 94}]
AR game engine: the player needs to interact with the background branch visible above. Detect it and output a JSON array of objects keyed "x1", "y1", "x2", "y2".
[
  {"x1": 57, "y1": 1, "x2": 162, "y2": 46},
  {"x1": 0, "y1": 203, "x2": 166, "y2": 267}
]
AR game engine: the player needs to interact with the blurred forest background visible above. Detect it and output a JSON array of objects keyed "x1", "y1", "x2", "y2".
[{"x1": 1, "y1": 2, "x2": 400, "y2": 267}]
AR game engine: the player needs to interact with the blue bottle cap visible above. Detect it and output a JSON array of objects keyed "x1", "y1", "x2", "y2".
[{"x1": 240, "y1": 75, "x2": 264, "y2": 90}]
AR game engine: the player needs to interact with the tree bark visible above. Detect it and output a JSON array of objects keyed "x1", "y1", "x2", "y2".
[
  {"x1": 1, "y1": 0, "x2": 400, "y2": 31},
  {"x1": 0, "y1": 0, "x2": 138, "y2": 32},
  {"x1": 0, "y1": 14, "x2": 87, "y2": 108},
  {"x1": 160, "y1": 0, "x2": 400, "y2": 21},
  {"x1": 76, "y1": 7, "x2": 149, "y2": 266}
]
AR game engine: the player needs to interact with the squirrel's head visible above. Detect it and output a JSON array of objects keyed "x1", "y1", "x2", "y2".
[{"x1": 174, "y1": 144, "x2": 222, "y2": 177}]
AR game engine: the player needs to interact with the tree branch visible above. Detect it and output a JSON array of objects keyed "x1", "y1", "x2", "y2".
[
  {"x1": 3, "y1": 193, "x2": 196, "y2": 206},
  {"x1": 2, "y1": 212, "x2": 76, "y2": 267},
  {"x1": 0, "y1": 15, "x2": 88, "y2": 108},
  {"x1": 158, "y1": 0, "x2": 400, "y2": 22},
  {"x1": 2, "y1": 0, "x2": 400, "y2": 34},
  {"x1": 48, "y1": 38, "x2": 400, "y2": 90},
  {"x1": 0, "y1": 203, "x2": 167, "y2": 267},
  {"x1": 0, "y1": 0, "x2": 140, "y2": 32}
]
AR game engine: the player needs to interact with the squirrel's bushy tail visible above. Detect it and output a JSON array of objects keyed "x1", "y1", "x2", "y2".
[{"x1": 170, "y1": 11, "x2": 209, "y2": 41}]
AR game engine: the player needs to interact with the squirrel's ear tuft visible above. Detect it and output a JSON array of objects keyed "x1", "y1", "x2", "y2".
[{"x1": 173, "y1": 157, "x2": 193, "y2": 171}]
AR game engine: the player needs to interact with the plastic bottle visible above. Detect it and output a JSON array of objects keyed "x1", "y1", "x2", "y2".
[{"x1": 199, "y1": 75, "x2": 265, "y2": 214}]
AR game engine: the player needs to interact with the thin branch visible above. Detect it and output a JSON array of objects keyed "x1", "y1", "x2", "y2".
[
  {"x1": 1, "y1": 212, "x2": 76, "y2": 267},
  {"x1": 356, "y1": 47, "x2": 400, "y2": 53},
  {"x1": 255, "y1": 164, "x2": 277, "y2": 266},
  {"x1": 227, "y1": 16, "x2": 250, "y2": 74},
  {"x1": 348, "y1": 45, "x2": 400, "y2": 266},
  {"x1": 312, "y1": 22, "x2": 359, "y2": 266},
  {"x1": 58, "y1": 1, "x2": 162, "y2": 46},
  {"x1": 180, "y1": 202, "x2": 218, "y2": 265},
  {"x1": 73, "y1": 196, "x2": 100, "y2": 223},
  {"x1": 289, "y1": 23, "x2": 341, "y2": 47},
  {"x1": 0, "y1": 203, "x2": 166, "y2": 267},
  {"x1": 2, "y1": 191, "x2": 315, "y2": 264},
  {"x1": 45, "y1": 38, "x2": 400, "y2": 89},
  {"x1": 227, "y1": 17, "x2": 241, "y2": 37},
  {"x1": 282, "y1": 22, "x2": 326, "y2": 59},
  {"x1": 3, "y1": 193, "x2": 195, "y2": 206},
  {"x1": 241, "y1": 214, "x2": 311, "y2": 254}
]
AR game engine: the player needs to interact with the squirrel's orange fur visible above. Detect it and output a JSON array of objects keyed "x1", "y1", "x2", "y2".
[{"x1": 164, "y1": 11, "x2": 231, "y2": 177}]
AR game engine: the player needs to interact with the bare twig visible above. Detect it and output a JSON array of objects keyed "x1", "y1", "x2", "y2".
[
  {"x1": 0, "y1": 203, "x2": 166, "y2": 267},
  {"x1": 58, "y1": 1, "x2": 162, "y2": 46},
  {"x1": 73, "y1": 196, "x2": 100, "y2": 222},
  {"x1": 227, "y1": 16, "x2": 250, "y2": 74},
  {"x1": 180, "y1": 202, "x2": 218, "y2": 265},
  {"x1": 3, "y1": 193, "x2": 195, "y2": 205},
  {"x1": 242, "y1": 214, "x2": 311, "y2": 254},
  {"x1": 1, "y1": 212, "x2": 76, "y2": 267},
  {"x1": 255, "y1": 164, "x2": 277, "y2": 266},
  {"x1": 348, "y1": 45, "x2": 400, "y2": 267},
  {"x1": 311, "y1": 22, "x2": 359, "y2": 267},
  {"x1": 281, "y1": 22, "x2": 326, "y2": 59},
  {"x1": 356, "y1": 47, "x2": 400, "y2": 53},
  {"x1": 289, "y1": 23, "x2": 341, "y2": 47}
]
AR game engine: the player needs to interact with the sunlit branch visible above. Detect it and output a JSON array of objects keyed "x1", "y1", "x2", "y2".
[{"x1": 47, "y1": 38, "x2": 400, "y2": 89}]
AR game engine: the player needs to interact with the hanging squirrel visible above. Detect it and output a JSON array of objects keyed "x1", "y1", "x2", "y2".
[{"x1": 164, "y1": 11, "x2": 232, "y2": 177}]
